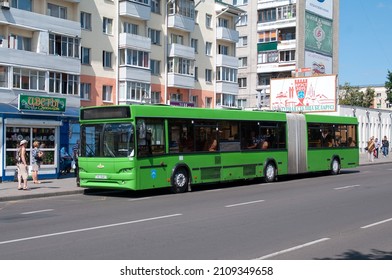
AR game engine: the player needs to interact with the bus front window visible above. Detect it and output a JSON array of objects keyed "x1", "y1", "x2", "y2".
[{"x1": 81, "y1": 123, "x2": 135, "y2": 157}]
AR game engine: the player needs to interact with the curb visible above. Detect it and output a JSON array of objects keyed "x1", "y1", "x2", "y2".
[{"x1": 0, "y1": 189, "x2": 85, "y2": 202}]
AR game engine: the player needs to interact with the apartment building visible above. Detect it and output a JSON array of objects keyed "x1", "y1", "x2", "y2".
[
  {"x1": 236, "y1": 0, "x2": 339, "y2": 109},
  {"x1": 0, "y1": 0, "x2": 81, "y2": 181},
  {"x1": 80, "y1": 0, "x2": 243, "y2": 108}
]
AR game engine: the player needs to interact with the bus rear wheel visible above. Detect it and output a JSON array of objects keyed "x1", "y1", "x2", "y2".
[
  {"x1": 264, "y1": 162, "x2": 276, "y2": 183},
  {"x1": 331, "y1": 158, "x2": 340, "y2": 175},
  {"x1": 171, "y1": 168, "x2": 189, "y2": 193}
]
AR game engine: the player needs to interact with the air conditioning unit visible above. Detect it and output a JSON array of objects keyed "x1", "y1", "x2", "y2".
[{"x1": 1, "y1": 1, "x2": 10, "y2": 9}]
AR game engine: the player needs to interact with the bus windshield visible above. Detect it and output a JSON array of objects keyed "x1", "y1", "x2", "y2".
[{"x1": 81, "y1": 123, "x2": 134, "y2": 158}]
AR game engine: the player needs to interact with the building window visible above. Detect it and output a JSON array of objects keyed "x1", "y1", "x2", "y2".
[
  {"x1": 49, "y1": 72, "x2": 79, "y2": 95},
  {"x1": 80, "y1": 83, "x2": 91, "y2": 100},
  {"x1": 124, "y1": 22, "x2": 139, "y2": 35},
  {"x1": 216, "y1": 67, "x2": 237, "y2": 82},
  {"x1": 218, "y1": 18, "x2": 229, "y2": 28},
  {"x1": 170, "y1": 34, "x2": 184, "y2": 45},
  {"x1": 205, "y1": 42, "x2": 212, "y2": 56},
  {"x1": 191, "y1": 38, "x2": 198, "y2": 53},
  {"x1": 49, "y1": 34, "x2": 80, "y2": 58},
  {"x1": 258, "y1": 51, "x2": 279, "y2": 64},
  {"x1": 81, "y1": 47, "x2": 90, "y2": 65},
  {"x1": 119, "y1": 49, "x2": 150, "y2": 68},
  {"x1": 234, "y1": 0, "x2": 248, "y2": 5},
  {"x1": 194, "y1": 66, "x2": 198, "y2": 81},
  {"x1": 280, "y1": 50, "x2": 295, "y2": 62},
  {"x1": 168, "y1": 58, "x2": 194, "y2": 75},
  {"x1": 258, "y1": 30, "x2": 277, "y2": 43},
  {"x1": 81, "y1": 12, "x2": 92, "y2": 30},
  {"x1": 239, "y1": 57, "x2": 247, "y2": 67},
  {"x1": 238, "y1": 77, "x2": 247, "y2": 88},
  {"x1": 13, "y1": 68, "x2": 45, "y2": 91},
  {"x1": 237, "y1": 99, "x2": 247, "y2": 108},
  {"x1": 103, "y1": 51, "x2": 113, "y2": 68},
  {"x1": 205, "y1": 97, "x2": 212, "y2": 108},
  {"x1": 119, "y1": 81, "x2": 150, "y2": 103},
  {"x1": 191, "y1": 95, "x2": 198, "y2": 107},
  {"x1": 0, "y1": 65, "x2": 9, "y2": 88},
  {"x1": 148, "y1": 28, "x2": 161, "y2": 45},
  {"x1": 150, "y1": 60, "x2": 161, "y2": 75},
  {"x1": 218, "y1": 44, "x2": 229, "y2": 55},
  {"x1": 47, "y1": 3, "x2": 67, "y2": 19},
  {"x1": 205, "y1": 69, "x2": 212, "y2": 83},
  {"x1": 8, "y1": 35, "x2": 31, "y2": 51},
  {"x1": 237, "y1": 14, "x2": 247, "y2": 26},
  {"x1": 103, "y1": 17, "x2": 113, "y2": 35},
  {"x1": 151, "y1": 91, "x2": 161, "y2": 104},
  {"x1": 103, "y1": 85, "x2": 113, "y2": 102},
  {"x1": 206, "y1": 14, "x2": 212, "y2": 28},
  {"x1": 170, "y1": 92, "x2": 182, "y2": 101},
  {"x1": 11, "y1": 0, "x2": 32, "y2": 11},
  {"x1": 237, "y1": 36, "x2": 248, "y2": 47},
  {"x1": 151, "y1": 0, "x2": 160, "y2": 14}
]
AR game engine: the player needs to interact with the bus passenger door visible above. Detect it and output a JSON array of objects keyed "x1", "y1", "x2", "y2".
[{"x1": 286, "y1": 114, "x2": 307, "y2": 174}]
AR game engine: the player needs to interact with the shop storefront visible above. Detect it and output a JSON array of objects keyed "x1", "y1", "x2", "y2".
[{"x1": 1, "y1": 95, "x2": 79, "y2": 182}]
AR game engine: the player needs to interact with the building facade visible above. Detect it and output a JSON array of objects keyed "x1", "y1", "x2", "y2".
[
  {"x1": 0, "y1": 0, "x2": 81, "y2": 181},
  {"x1": 237, "y1": 0, "x2": 339, "y2": 109}
]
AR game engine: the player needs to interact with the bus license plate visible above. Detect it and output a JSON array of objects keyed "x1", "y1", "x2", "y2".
[{"x1": 95, "y1": 174, "x2": 107, "y2": 179}]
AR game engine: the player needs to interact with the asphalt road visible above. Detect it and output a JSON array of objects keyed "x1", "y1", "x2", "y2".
[{"x1": 0, "y1": 163, "x2": 391, "y2": 260}]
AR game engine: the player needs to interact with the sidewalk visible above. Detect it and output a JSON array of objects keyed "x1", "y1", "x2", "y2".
[{"x1": 1, "y1": 153, "x2": 391, "y2": 202}]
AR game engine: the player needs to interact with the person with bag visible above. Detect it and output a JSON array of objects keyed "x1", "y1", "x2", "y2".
[
  {"x1": 31, "y1": 141, "x2": 44, "y2": 184},
  {"x1": 367, "y1": 136, "x2": 375, "y2": 162},
  {"x1": 382, "y1": 136, "x2": 389, "y2": 157},
  {"x1": 17, "y1": 139, "x2": 29, "y2": 190}
]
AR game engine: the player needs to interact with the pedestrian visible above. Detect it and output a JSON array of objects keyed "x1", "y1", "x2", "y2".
[
  {"x1": 374, "y1": 138, "x2": 380, "y2": 158},
  {"x1": 72, "y1": 140, "x2": 80, "y2": 177},
  {"x1": 382, "y1": 136, "x2": 389, "y2": 157},
  {"x1": 17, "y1": 139, "x2": 29, "y2": 190},
  {"x1": 31, "y1": 141, "x2": 44, "y2": 184},
  {"x1": 367, "y1": 136, "x2": 375, "y2": 162}
]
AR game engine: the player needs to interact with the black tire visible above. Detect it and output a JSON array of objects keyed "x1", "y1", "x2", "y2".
[
  {"x1": 331, "y1": 158, "x2": 340, "y2": 175},
  {"x1": 171, "y1": 167, "x2": 189, "y2": 193},
  {"x1": 264, "y1": 162, "x2": 276, "y2": 183}
]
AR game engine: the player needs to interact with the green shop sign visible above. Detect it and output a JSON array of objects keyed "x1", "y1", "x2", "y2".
[{"x1": 18, "y1": 95, "x2": 66, "y2": 112}]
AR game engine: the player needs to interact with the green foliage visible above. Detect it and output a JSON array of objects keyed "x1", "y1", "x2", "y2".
[
  {"x1": 338, "y1": 82, "x2": 374, "y2": 107},
  {"x1": 385, "y1": 70, "x2": 392, "y2": 105}
]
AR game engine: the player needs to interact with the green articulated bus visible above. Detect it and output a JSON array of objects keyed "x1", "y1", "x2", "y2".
[{"x1": 78, "y1": 105, "x2": 359, "y2": 193}]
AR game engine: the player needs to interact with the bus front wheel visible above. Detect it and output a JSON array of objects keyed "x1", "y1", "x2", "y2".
[
  {"x1": 331, "y1": 158, "x2": 341, "y2": 175},
  {"x1": 264, "y1": 162, "x2": 276, "y2": 183},
  {"x1": 171, "y1": 168, "x2": 189, "y2": 193}
]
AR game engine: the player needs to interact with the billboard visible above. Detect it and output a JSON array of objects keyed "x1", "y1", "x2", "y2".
[
  {"x1": 270, "y1": 75, "x2": 337, "y2": 113},
  {"x1": 305, "y1": 12, "x2": 333, "y2": 56},
  {"x1": 306, "y1": 0, "x2": 333, "y2": 19},
  {"x1": 304, "y1": 51, "x2": 333, "y2": 75}
]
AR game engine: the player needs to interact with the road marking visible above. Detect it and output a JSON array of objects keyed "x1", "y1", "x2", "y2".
[
  {"x1": 361, "y1": 217, "x2": 392, "y2": 229},
  {"x1": 334, "y1": 184, "x2": 360, "y2": 190},
  {"x1": 255, "y1": 238, "x2": 330, "y2": 260},
  {"x1": 128, "y1": 197, "x2": 152, "y2": 202},
  {"x1": 0, "y1": 213, "x2": 182, "y2": 246},
  {"x1": 225, "y1": 200, "x2": 265, "y2": 208},
  {"x1": 21, "y1": 209, "x2": 54, "y2": 215}
]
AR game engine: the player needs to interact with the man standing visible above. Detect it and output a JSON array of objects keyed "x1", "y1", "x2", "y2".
[{"x1": 17, "y1": 139, "x2": 29, "y2": 190}]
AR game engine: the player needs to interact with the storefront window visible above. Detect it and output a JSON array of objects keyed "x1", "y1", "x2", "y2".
[{"x1": 5, "y1": 127, "x2": 56, "y2": 167}]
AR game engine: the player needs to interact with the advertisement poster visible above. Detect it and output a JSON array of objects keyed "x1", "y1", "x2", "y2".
[
  {"x1": 270, "y1": 75, "x2": 337, "y2": 113},
  {"x1": 306, "y1": 0, "x2": 334, "y2": 19},
  {"x1": 305, "y1": 12, "x2": 333, "y2": 56},
  {"x1": 304, "y1": 51, "x2": 333, "y2": 75}
]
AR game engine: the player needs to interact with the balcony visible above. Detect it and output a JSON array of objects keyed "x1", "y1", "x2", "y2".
[
  {"x1": 216, "y1": 55, "x2": 239, "y2": 68},
  {"x1": 119, "y1": 0, "x2": 151, "y2": 21},
  {"x1": 168, "y1": 14, "x2": 195, "y2": 33},
  {"x1": 0, "y1": 6, "x2": 80, "y2": 37},
  {"x1": 0, "y1": 48, "x2": 80, "y2": 74},
  {"x1": 216, "y1": 27, "x2": 239, "y2": 43},
  {"x1": 216, "y1": 81, "x2": 238, "y2": 95},
  {"x1": 168, "y1": 43, "x2": 195, "y2": 60},
  {"x1": 119, "y1": 33, "x2": 151, "y2": 52},
  {"x1": 167, "y1": 73, "x2": 195, "y2": 89},
  {"x1": 119, "y1": 66, "x2": 151, "y2": 83}
]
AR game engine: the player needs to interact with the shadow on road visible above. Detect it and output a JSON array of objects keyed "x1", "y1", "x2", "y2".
[{"x1": 315, "y1": 249, "x2": 392, "y2": 260}]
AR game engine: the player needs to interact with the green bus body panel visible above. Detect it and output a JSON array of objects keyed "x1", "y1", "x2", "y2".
[{"x1": 78, "y1": 105, "x2": 359, "y2": 191}]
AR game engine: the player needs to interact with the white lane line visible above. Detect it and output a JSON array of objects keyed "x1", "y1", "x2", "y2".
[
  {"x1": 255, "y1": 238, "x2": 331, "y2": 260},
  {"x1": 225, "y1": 200, "x2": 265, "y2": 208},
  {"x1": 0, "y1": 213, "x2": 182, "y2": 246},
  {"x1": 128, "y1": 197, "x2": 152, "y2": 202},
  {"x1": 21, "y1": 209, "x2": 54, "y2": 215},
  {"x1": 334, "y1": 184, "x2": 360, "y2": 190},
  {"x1": 361, "y1": 217, "x2": 392, "y2": 229}
]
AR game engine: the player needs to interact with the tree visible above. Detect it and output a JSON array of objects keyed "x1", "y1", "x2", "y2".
[
  {"x1": 385, "y1": 70, "x2": 392, "y2": 105},
  {"x1": 338, "y1": 83, "x2": 374, "y2": 107}
]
